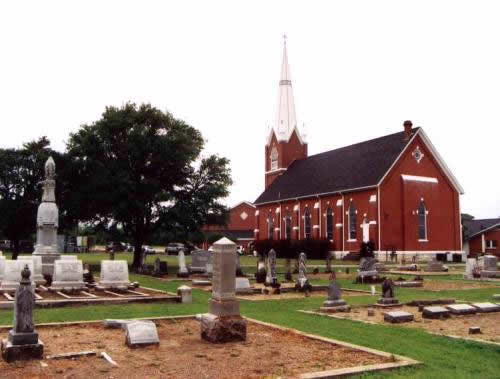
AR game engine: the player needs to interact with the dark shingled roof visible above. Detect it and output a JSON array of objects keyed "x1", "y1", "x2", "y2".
[
  {"x1": 463, "y1": 218, "x2": 500, "y2": 240},
  {"x1": 255, "y1": 128, "x2": 420, "y2": 204}
]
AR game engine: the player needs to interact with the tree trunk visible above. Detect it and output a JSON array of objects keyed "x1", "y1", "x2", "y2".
[{"x1": 132, "y1": 238, "x2": 144, "y2": 271}]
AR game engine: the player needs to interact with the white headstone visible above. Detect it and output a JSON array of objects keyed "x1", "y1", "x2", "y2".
[
  {"x1": 464, "y1": 258, "x2": 477, "y2": 279},
  {"x1": 18, "y1": 255, "x2": 45, "y2": 285},
  {"x1": 178, "y1": 250, "x2": 188, "y2": 275},
  {"x1": 235, "y1": 278, "x2": 253, "y2": 294},
  {"x1": 177, "y1": 285, "x2": 192, "y2": 303},
  {"x1": 0, "y1": 260, "x2": 35, "y2": 291},
  {"x1": 98, "y1": 260, "x2": 130, "y2": 290},
  {"x1": 125, "y1": 321, "x2": 160, "y2": 347},
  {"x1": 50, "y1": 259, "x2": 86, "y2": 291}
]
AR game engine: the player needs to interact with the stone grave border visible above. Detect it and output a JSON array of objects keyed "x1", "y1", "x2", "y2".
[
  {"x1": 299, "y1": 307, "x2": 500, "y2": 349},
  {"x1": 0, "y1": 286, "x2": 180, "y2": 309},
  {"x1": 0, "y1": 314, "x2": 421, "y2": 378}
]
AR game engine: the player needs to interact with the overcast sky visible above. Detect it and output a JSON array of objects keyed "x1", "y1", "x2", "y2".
[{"x1": 1, "y1": 1, "x2": 499, "y2": 219}]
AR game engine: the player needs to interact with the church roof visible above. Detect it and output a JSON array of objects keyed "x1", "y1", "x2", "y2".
[
  {"x1": 255, "y1": 127, "x2": 420, "y2": 205},
  {"x1": 463, "y1": 218, "x2": 500, "y2": 240}
]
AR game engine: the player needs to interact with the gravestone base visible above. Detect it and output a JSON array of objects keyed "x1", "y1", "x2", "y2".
[
  {"x1": 34, "y1": 253, "x2": 61, "y2": 277},
  {"x1": 209, "y1": 299, "x2": 240, "y2": 317},
  {"x1": 422, "y1": 306, "x2": 451, "y2": 319},
  {"x1": 177, "y1": 271, "x2": 190, "y2": 278},
  {"x1": 383, "y1": 311, "x2": 414, "y2": 323},
  {"x1": 377, "y1": 298, "x2": 399, "y2": 305},
  {"x1": 321, "y1": 299, "x2": 350, "y2": 313},
  {"x1": 1, "y1": 339, "x2": 44, "y2": 363},
  {"x1": 8, "y1": 330, "x2": 38, "y2": 345},
  {"x1": 200, "y1": 313, "x2": 246, "y2": 343},
  {"x1": 50, "y1": 281, "x2": 87, "y2": 292},
  {"x1": 471, "y1": 302, "x2": 500, "y2": 313},
  {"x1": 445, "y1": 304, "x2": 477, "y2": 315}
]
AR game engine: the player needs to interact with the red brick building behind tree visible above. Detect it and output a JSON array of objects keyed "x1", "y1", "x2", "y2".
[{"x1": 254, "y1": 38, "x2": 465, "y2": 261}]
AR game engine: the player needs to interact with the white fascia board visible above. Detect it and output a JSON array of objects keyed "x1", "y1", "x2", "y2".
[
  {"x1": 401, "y1": 175, "x2": 438, "y2": 183},
  {"x1": 417, "y1": 128, "x2": 464, "y2": 194},
  {"x1": 231, "y1": 201, "x2": 255, "y2": 209}
]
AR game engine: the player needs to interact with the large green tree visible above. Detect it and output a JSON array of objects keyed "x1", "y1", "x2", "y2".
[{"x1": 66, "y1": 103, "x2": 232, "y2": 269}]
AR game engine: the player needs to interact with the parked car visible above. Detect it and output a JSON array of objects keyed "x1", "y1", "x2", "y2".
[
  {"x1": 142, "y1": 245, "x2": 155, "y2": 255},
  {"x1": 165, "y1": 242, "x2": 185, "y2": 255},
  {"x1": 106, "y1": 241, "x2": 126, "y2": 252}
]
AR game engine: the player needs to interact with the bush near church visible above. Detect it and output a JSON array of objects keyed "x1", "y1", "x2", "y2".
[{"x1": 254, "y1": 238, "x2": 332, "y2": 260}]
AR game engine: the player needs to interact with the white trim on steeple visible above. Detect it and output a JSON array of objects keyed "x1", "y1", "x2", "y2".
[{"x1": 266, "y1": 35, "x2": 305, "y2": 146}]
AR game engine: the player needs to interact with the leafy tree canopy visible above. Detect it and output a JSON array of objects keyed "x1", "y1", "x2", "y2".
[{"x1": 66, "y1": 103, "x2": 232, "y2": 268}]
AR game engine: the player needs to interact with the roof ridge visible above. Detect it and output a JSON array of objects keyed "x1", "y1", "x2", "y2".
[{"x1": 302, "y1": 127, "x2": 420, "y2": 161}]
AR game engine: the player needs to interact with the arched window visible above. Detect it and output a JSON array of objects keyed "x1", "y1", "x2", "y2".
[
  {"x1": 348, "y1": 201, "x2": 357, "y2": 240},
  {"x1": 268, "y1": 214, "x2": 274, "y2": 240},
  {"x1": 304, "y1": 209, "x2": 312, "y2": 239},
  {"x1": 270, "y1": 146, "x2": 278, "y2": 171},
  {"x1": 284, "y1": 213, "x2": 292, "y2": 240},
  {"x1": 326, "y1": 208, "x2": 334, "y2": 240},
  {"x1": 418, "y1": 200, "x2": 427, "y2": 240}
]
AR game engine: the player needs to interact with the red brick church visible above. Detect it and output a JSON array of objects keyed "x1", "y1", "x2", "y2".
[{"x1": 254, "y1": 38, "x2": 464, "y2": 260}]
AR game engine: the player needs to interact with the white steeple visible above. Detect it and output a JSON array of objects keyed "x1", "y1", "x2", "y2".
[{"x1": 267, "y1": 35, "x2": 305, "y2": 145}]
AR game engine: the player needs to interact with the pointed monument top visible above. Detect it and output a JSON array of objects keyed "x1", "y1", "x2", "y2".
[
  {"x1": 45, "y1": 156, "x2": 55, "y2": 179},
  {"x1": 213, "y1": 237, "x2": 236, "y2": 247}
]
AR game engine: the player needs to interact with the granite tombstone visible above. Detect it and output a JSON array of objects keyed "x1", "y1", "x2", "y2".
[
  {"x1": 50, "y1": 259, "x2": 86, "y2": 291},
  {"x1": 98, "y1": 260, "x2": 130, "y2": 290}
]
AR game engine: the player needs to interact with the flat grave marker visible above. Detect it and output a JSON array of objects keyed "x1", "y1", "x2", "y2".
[
  {"x1": 125, "y1": 320, "x2": 160, "y2": 347},
  {"x1": 445, "y1": 304, "x2": 477, "y2": 315},
  {"x1": 383, "y1": 311, "x2": 414, "y2": 323}
]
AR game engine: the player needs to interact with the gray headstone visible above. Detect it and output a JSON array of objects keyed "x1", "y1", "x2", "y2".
[
  {"x1": 464, "y1": 258, "x2": 477, "y2": 279},
  {"x1": 384, "y1": 311, "x2": 414, "y2": 323},
  {"x1": 0, "y1": 260, "x2": 35, "y2": 292},
  {"x1": 125, "y1": 321, "x2": 160, "y2": 347},
  {"x1": 483, "y1": 255, "x2": 498, "y2": 271},
  {"x1": 266, "y1": 249, "x2": 278, "y2": 285},
  {"x1": 98, "y1": 260, "x2": 130, "y2": 290},
  {"x1": 190, "y1": 250, "x2": 211, "y2": 273},
  {"x1": 445, "y1": 304, "x2": 477, "y2": 315},
  {"x1": 9, "y1": 266, "x2": 38, "y2": 345},
  {"x1": 360, "y1": 257, "x2": 377, "y2": 272},
  {"x1": 235, "y1": 278, "x2": 253, "y2": 294},
  {"x1": 471, "y1": 302, "x2": 500, "y2": 313},
  {"x1": 327, "y1": 280, "x2": 342, "y2": 301},
  {"x1": 178, "y1": 250, "x2": 188, "y2": 275},
  {"x1": 298, "y1": 252, "x2": 307, "y2": 281},
  {"x1": 426, "y1": 259, "x2": 444, "y2": 272},
  {"x1": 50, "y1": 259, "x2": 86, "y2": 291}
]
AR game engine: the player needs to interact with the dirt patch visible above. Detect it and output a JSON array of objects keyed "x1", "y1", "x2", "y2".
[
  {"x1": 0, "y1": 318, "x2": 390, "y2": 378},
  {"x1": 420, "y1": 280, "x2": 499, "y2": 291},
  {"x1": 330, "y1": 305, "x2": 500, "y2": 343}
]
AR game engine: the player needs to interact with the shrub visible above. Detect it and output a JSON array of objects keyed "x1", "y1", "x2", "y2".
[{"x1": 253, "y1": 238, "x2": 332, "y2": 260}]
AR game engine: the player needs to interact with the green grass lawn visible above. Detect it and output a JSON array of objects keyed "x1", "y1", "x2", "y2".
[{"x1": 0, "y1": 254, "x2": 498, "y2": 377}]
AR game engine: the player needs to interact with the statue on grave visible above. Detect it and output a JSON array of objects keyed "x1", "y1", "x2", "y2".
[
  {"x1": 265, "y1": 249, "x2": 279, "y2": 289},
  {"x1": 381, "y1": 278, "x2": 394, "y2": 298},
  {"x1": 14, "y1": 266, "x2": 35, "y2": 334},
  {"x1": 295, "y1": 252, "x2": 311, "y2": 292},
  {"x1": 321, "y1": 271, "x2": 350, "y2": 312}
]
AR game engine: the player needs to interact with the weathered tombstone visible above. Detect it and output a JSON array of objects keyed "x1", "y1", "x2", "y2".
[
  {"x1": 480, "y1": 255, "x2": 500, "y2": 278},
  {"x1": 265, "y1": 249, "x2": 279, "y2": 289},
  {"x1": 190, "y1": 250, "x2": 211, "y2": 273},
  {"x1": 426, "y1": 259, "x2": 445, "y2": 272},
  {"x1": 325, "y1": 251, "x2": 333, "y2": 273},
  {"x1": 50, "y1": 260, "x2": 86, "y2": 291},
  {"x1": 295, "y1": 252, "x2": 311, "y2": 292},
  {"x1": 383, "y1": 311, "x2": 414, "y2": 323},
  {"x1": 152, "y1": 257, "x2": 167, "y2": 277},
  {"x1": 0, "y1": 260, "x2": 35, "y2": 292},
  {"x1": 33, "y1": 157, "x2": 61, "y2": 276},
  {"x1": 97, "y1": 260, "x2": 131, "y2": 290},
  {"x1": 201, "y1": 237, "x2": 247, "y2": 343},
  {"x1": 18, "y1": 256, "x2": 45, "y2": 286},
  {"x1": 445, "y1": 304, "x2": 477, "y2": 315},
  {"x1": 177, "y1": 285, "x2": 192, "y2": 303},
  {"x1": 356, "y1": 257, "x2": 379, "y2": 283},
  {"x1": 235, "y1": 253, "x2": 244, "y2": 277},
  {"x1": 321, "y1": 272, "x2": 350, "y2": 312},
  {"x1": 464, "y1": 258, "x2": 477, "y2": 279},
  {"x1": 255, "y1": 257, "x2": 267, "y2": 283},
  {"x1": 235, "y1": 278, "x2": 253, "y2": 295},
  {"x1": 422, "y1": 306, "x2": 450, "y2": 319},
  {"x1": 177, "y1": 250, "x2": 189, "y2": 278},
  {"x1": 125, "y1": 320, "x2": 160, "y2": 347},
  {"x1": 376, "y1": 278, "x2": 399, "y2": 306},
  {"x1": 1, "y1": 266, "x2": 43, "y2": 362}
]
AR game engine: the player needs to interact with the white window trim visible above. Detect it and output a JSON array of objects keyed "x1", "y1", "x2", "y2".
[{"x1": 347, "y1": 239, "x2": 357, "y2": 242}]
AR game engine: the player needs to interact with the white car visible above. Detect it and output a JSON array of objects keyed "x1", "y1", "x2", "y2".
[{"x1": 142, "y1": 245, "x2": 155, "y2": 255}]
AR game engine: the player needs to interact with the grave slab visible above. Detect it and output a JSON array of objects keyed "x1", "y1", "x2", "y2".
[
  {"x1": 471, "y1": 302, "x2": 500, "y2": 313},
  {"x1": 445, "y1": 304, "x2": 477, "y2": 315},
  {"x1": 98, "y1": 260, "x2": 131, "y2": 290},
  {"x1": 50, "y1": 260, "x2": 86, "y2": 291},
  {"x1": 125, "y1": 321, "x2": 160, "y2": 347},
  {"x1": 422, "y1": 306, "x2": 450, "y2": 319},
  {"x1": 383, "y1": 311, "x2": 414, "y2": 323},
  {"x1": 235, "y1": 278, "x2": 253, "y2": 295}
]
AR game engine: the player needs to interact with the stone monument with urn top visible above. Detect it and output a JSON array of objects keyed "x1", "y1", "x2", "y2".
[
  {"x1": 33, "y1": 157, "x2": 61, "y2": 277},
  {"x1": 200, "y1": 237, "x2": 247, "y2": 343}
]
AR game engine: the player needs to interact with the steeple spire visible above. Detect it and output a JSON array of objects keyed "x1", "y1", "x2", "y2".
[{"x1": 272, "y1": 35, "x2": 303, "y2": 144}]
